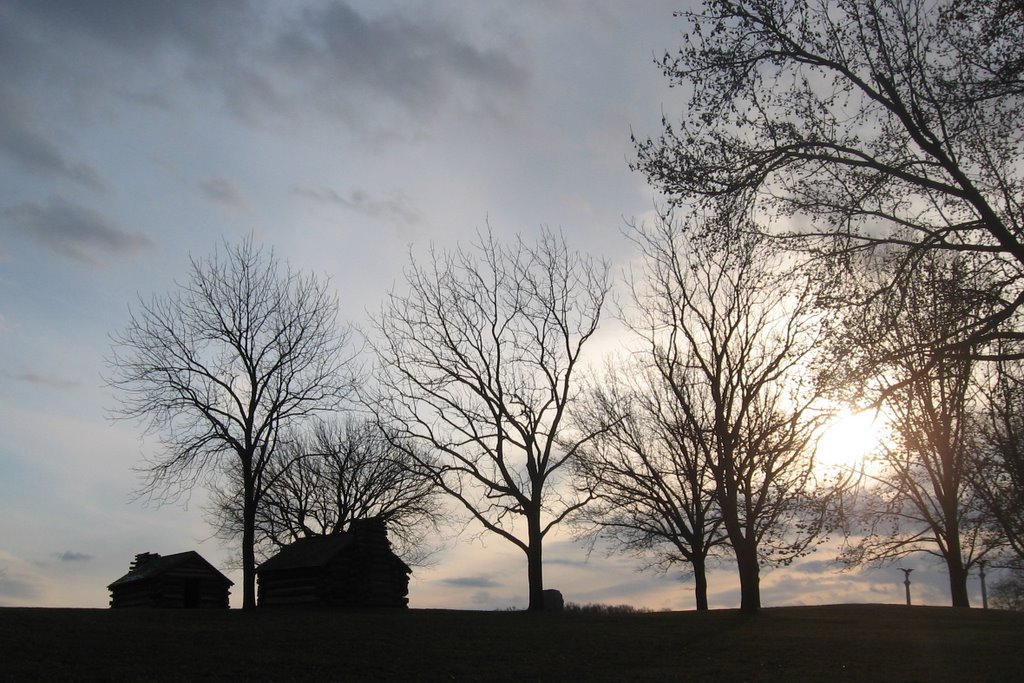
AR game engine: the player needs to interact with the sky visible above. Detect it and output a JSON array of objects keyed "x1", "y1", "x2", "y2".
[{"x1": 0, "y1": 0, "x2": 994, "y2": 611}]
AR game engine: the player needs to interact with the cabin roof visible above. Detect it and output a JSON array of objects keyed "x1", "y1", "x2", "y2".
[
  {"x1": 256, "y1": 534, "x2": 358, "y2": 573},
  {"x1": 108, "y1": 551, "x2": 233, "y2": 589}
]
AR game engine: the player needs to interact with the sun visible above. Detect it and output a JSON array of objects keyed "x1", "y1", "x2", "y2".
[{"x1": 816, "y1": 408, "x2": 887, "y2": 473}]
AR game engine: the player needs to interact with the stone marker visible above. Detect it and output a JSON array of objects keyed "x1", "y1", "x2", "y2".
[{"x1": 542, "y1": 589, "x2": 564, "y2": 611}]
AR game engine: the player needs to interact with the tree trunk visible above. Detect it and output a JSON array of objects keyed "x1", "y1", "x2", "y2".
[
  {"x1": 946, "y1": 555, "x2": 971, "y2": 608},
  {"x1": 241, "y1": 474, "x2": 258, "y2": 610},
  {"x1": 735, "y1": 543, "x2": 761, "y2": 614},
  {"x1": 693, "y1": 557, "x2": 710, "y2": 612},
  {"x1": 526, "y1": 514, "x2": 544, "y2": 611},
  {"x1": 942, "y1": 498, "x2": 971, "y2": 608},
  {"x1": 721, "y1": 492, "x2": 761, "y2": 614}
]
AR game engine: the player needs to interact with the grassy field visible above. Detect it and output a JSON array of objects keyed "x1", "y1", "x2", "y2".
[{"x1": 1, "y1": 603, "x2": 1022, "y2": 681}]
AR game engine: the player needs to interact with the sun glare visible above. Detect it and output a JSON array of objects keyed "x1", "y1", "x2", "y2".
[{"x1": 816, "y1": 409, "x2": 886, "y2": 473}]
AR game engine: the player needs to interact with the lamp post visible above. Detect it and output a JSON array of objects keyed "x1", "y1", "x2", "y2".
[{"x1": 898, "y1": 568, "x2": 914, "y2": 606}]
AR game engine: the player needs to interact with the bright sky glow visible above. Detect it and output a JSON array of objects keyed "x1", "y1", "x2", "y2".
[{"x1": 816, "y1": 408, "x2": 888, "y2": 473}]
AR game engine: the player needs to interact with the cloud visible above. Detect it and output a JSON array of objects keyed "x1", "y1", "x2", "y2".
[
  {"x1": 293, "y1": 186, "x2": 421, "y2": 225},
  {"x1": 545, "y1": 556, "x2": 591, "y2": 569},
  {"x1": 469, "y1": 590, "x2": 509, "y2": 607},
  {"x1": 439, "y1": 576, "x2": 503, "y2": 589},
  {"x1": 0, "y1": 567, "x2": 40, "y2": 601},
  {"x1": 54, "y1": 551, "x2": 92, "y2": 563},
  {"x1": 2, "y1": 0, "x2": 252, "y2": 63},
  {"x1": 570, "y1": 574, "x2": 684, "y2": 604},
  {"x1": 5, "y1": 369, "x2": 80, "y2": 390},
  {"x1": 3, "y1": 198, "x2": 153, "y2": 264},
  {"x1": 0, "y1": 1, "x2": 264, "y2": 127},
  {"x1": 270, "y1": 3, "x2": 530, "y2": 123},
  {"x1": 0, "y1": 92, "x2": 106, "y2": 190},
  {"x1": 198, "y1": 177, "x2": 246, "y2": 209},
  {"x1": 788, "y1": 558, "x2": 838, "y2": 575},
  {"x1": 1, "y1": 2, "x2": 530, "y2": 134}
]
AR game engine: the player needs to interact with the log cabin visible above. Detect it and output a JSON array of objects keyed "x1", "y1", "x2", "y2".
[
  {"x1": 257, "y1": 518, "x2": 411, "y2": 608},
  {"x1": 108, "y1": 551, "x2": 232, "y2": 608}
]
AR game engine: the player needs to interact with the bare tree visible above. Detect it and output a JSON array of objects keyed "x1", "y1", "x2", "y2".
[
  {"x1": 370, "y1": 229, "x2": 609, "y2": 611},
  {"x1": 572, "y1": 358, "x2": 727, "y2": 611},
  {"x1": 629, "y1": 213, "x2": 835, "y2": 613},
  {"x1": 990, "y1": 570, "x2": 1024, "y2": 611},
  {"x1": 108, "y1": 237, "x2": 354, "y2": 609},
  {"x1": 210, "y1": 418, "x2": 446, "y2": 567},
  {"x1": 839, "y1": 253, "x2": 998, "y2": 606},
  {"x1": 974, "y1": 359, "x2": 1024, "y2": 567},
  {"x1": 635, "y1": 0, "x2": 1024, "y2": 357}
]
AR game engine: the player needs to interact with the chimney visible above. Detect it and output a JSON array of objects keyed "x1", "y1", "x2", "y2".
[
  {"x1": 350, "y1": 517, "x2": 388, "y2": 547},
  {"x1": 130, "y1": 552, "x2": 160, "y2": 571}
]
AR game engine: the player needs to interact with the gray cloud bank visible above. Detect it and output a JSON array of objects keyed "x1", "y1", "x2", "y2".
[
  {"x1": 6, "y1": 370, "x2": 80, "y2": 391},
  {"x1": 1, "y1": 1, "x2": 529, "y2": 131},
  {"x1": 439, "y1": 576, "x2": 504, "y2": 589},
  {"x1": 55, "y1": 551, "x2": 93, "y2": 563},
  {"x1": 3, "y1": 199, "x2": 153, "y2": 264}
]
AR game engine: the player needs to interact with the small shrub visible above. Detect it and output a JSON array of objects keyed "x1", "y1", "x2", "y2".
[{"x1": 564, "y1": 602, "x2": 652, "y2": 615}]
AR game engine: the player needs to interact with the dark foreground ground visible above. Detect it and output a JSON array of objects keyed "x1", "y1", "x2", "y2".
[{"x1": 1, "y1": 603, "x2": 1022, "y2": 681}]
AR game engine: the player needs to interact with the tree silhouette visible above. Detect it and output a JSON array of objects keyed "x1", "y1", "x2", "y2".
[
  {"x1": 838, "y1": 253, "x2": 998, "y2": 606},
  {"x1": 974, "y1": 359, "x2": 1024, "y2": 569},
  {"x1": 108, "y1": 237, "x2": 355, "y2": 609},
  {"x1": 635, "y1": 0, "x2": 1024, "y2": 358},
  {"x1": 370, "y1": 229, "x2": 609, "y2": 611},
  {"x1": 573, "y1": 356, "x2": 727, "y2": 611},
  {"x1": 622, "y1": 213, "x2": 833, "y2": 613},
  {"x1": 209, "y1": 418, "x2": 446, "y2": 567}
]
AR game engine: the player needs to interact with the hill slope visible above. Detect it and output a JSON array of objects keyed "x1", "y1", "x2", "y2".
[{"x1": 2, "y1": 604, "x2": 1021, "y2": 681}]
